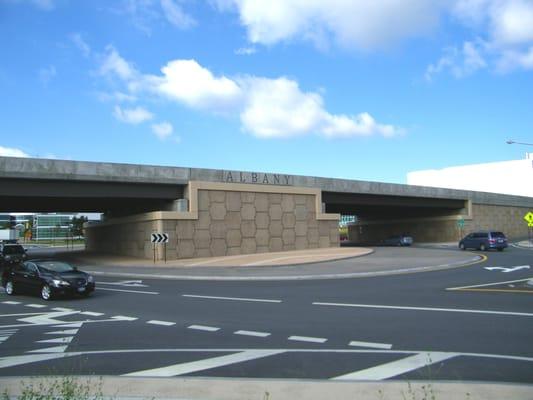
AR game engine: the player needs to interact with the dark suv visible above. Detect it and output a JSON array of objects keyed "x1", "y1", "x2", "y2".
[
  {"x1": 459, "y1": 231, "x2": 508, "y2": 251},
  {"x1": 0, "y1": 243, "x2": 27, "y2": 267}
]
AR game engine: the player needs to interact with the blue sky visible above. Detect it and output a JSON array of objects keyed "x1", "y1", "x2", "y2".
[{"x1": 1, "y1": 0, "x2": 532, "y2": 184}]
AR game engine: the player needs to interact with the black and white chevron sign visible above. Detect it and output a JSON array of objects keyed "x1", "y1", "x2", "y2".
[{"x1": 151, "y1": 233, "x2": 169, "y2": 243}]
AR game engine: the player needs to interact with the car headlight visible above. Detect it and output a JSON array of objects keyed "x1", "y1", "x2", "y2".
[
  {"x1": 87, "y1": 275, "x2": 94, "y2": 283},
  {"x1": 52, "y1": 279, "x2": 70, "y2": 287}
]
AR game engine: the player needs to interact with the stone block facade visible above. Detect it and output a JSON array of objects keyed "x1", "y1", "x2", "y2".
[
  {"x1": 86, "y1": 182, "x2": 340, "y2": 260},
  {"x1": 348, "y1": 203, "x2": 532, "y2": 243}
]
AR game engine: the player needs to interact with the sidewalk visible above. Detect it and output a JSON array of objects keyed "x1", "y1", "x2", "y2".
[{"x1": 1, "y1": 376, "x2": 531, "y2": 400}]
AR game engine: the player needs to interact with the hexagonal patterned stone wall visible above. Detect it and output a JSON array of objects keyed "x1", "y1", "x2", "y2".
[{"x1": 86, "y1": 188, "x2": 340, "y2": 260}]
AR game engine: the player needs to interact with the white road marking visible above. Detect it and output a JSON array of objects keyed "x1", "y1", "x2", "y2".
[
  {"x1": 123, "y1": 349, "x2": 285, "y2": 377},
  {"x1": 27, "y1": 345, "x2": 69, "y2": 353},
  {"x1": 53, "y1": 322, "x2": 83, "y2": 328},
  {"x1": 37, "y1": 336, "x2": 74, "y2": 344},
  {"x1": 2, "y1": 301, "x2": 21, "y2": 305},
  {"x1": 332, "y1": 352, "x2": 456, "y2": 381},
  {"x1": 0, "y1": 312, "x2": 49, "y2": 317},
  {"x1": 147, "y1": 320, "x2": 175, "y2": 326},
  {"x1": 80, "y1": 311, "x2": 104, "y2": 316},
  {"x1": 111, "y1": 315, "x2": 138, "y2": 321},
  {"x1": 187, "y1": 325, "x2": 220, "y2": 332},
  {"x1": 52, "y1": 307, "x2": 74, "y2": 312},
  {"x1": 97, "y1": 280, "x2": 148, "y2": 287},
  {"x1": 484, "y1": 265, "x2": 530, "y2": 273},
  {"x1": 97, "y1": 287, "x2": 159, "y2": 295},
  {"x1": 313, "y1": 302, "x2": 533, "y2": 317},
  {"x1": 46, "y1": 329, "x2": 78, "y2": 335},
  {"x1": 26, "y1": 304, "x2": 47, "y2": 309},
  {"x1": 288, "y1": 335, "x2": 327, "y2": 343},
  {"x1": 348, "y1": 340, "x2": 392, "y2": 350},
  {"x1": 447, "y1": 277, "x2": 533, "y2": 291},
  {"x1": 182, "y1": 294, "x2": 281, "y2": 303},
  {"x1": 0, "y1": 353, "x2": 78, "y2": 369},
  {"x1": 234, "y1": 330, "x2": 271, "y2": 338}
]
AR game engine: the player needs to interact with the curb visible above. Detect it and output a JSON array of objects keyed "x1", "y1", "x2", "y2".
[{"x1": 84, "y1": 254, "x2": 485, "y2": 281}]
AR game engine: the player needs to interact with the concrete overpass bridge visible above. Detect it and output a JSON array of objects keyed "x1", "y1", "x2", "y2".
[{"x1": 1, "y1": 156, "x2": 531, "y2": 260}]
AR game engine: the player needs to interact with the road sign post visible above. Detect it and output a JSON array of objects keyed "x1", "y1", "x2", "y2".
[
  {"x1": 524, "y1": 212, "x2": 533, "y2": 246},
  {"x1": 457, "y1": 218, "x2": 465, "y2": 240},
  {"x1": 151, "y1": 233, "x2": 169, "y2": 263}
]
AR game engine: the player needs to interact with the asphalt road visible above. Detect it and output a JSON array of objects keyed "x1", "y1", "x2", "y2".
[{"x1": 1, "y1": 246, "x2": 532, "y2": 384}]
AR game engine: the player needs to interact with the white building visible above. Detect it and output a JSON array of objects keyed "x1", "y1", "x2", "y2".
[{"x1": 407, "y1": 153, "x2": 533, "y2": 198}]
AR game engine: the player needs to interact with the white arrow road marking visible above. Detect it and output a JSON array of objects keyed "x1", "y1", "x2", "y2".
[
  {"x1": 484, "y1": 265, "x2": 530, "y2": 273},
  {"x1": 123, "y1": 350, "x2": 286, "y2": 377},
  {"x1": 0, "y1": 329, "x2": 17, "y2": 343},
  {"x1": 80, "y1": 311, "x2": 104, "y2": 317},
  {"x1": 97, "y1": 288, "x2": 159, "y2": 295},
  {"x1": 18, "y1": 311, "x2": 81, "y2": 325},
  {"x1": 332, "y1": 352, "x2": 457, "y2": 381}
]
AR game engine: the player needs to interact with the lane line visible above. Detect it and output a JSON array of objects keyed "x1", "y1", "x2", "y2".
[
  {"x1": 234, "y1": 330, "x2": 271, "y2": 338},
  {"x1": 52, "y1": 307, "x2": 74, "y2": 312},
  {"x1": 348, "y1": 340, "x2": 392, "y2": 350},
  {"x1": 288, "y1": 335, "x2": 327, "y2": 344},
  {"x1": 332, "y1": 352, "x2": 456, "y2": 381},
  {"x1": 123, "y1": 349, "x2": 285, "y2": 377},
  {"x1": 111, "y1": 315, "x2": 138, "y2": 321},
  {"x1": 2, "y1": 301, "x2": 21, "y2": 305},
  {"x1": 447, "y1": 277, "x2": 533, "y2": 291},
  {"x1": 313, "y1": 302, "x2": 533, "y2": 317},
  {"x1": 182, "y1": 294, "x2": 281, "y2": 303},
  {"x1": 187, "y1": 325, "x2": 220, "y2": 332},
  {"x1": 26, "y1": 304, "x2": 47, "y2": 309},
  {"x1": 97, "y1": 288, "x2": 159, "y2": 295},
  {"x1": 147, "y1": 320, "x2": 176, "y2": 326},
  {"x1": 451, "y1": 288, "x2": 533, "y2": 294},
  {"x1": 80, "y1": 311, "x2": 104, "y2": 316}
]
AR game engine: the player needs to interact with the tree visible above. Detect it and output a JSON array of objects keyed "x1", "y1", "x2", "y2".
[{"x1": 70, "y1": 216, "x2": 88, "y2": 237}]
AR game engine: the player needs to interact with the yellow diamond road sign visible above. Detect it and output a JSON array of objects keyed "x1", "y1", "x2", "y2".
[{"x1": 525, "y1": 212, "x2": 533, "y2": 225}]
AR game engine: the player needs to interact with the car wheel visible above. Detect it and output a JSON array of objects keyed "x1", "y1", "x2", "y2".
[
  {"x1": 41, "y1": 284, "x2": 53, "y2": 301},
  {"x1": 459, "y1": 243, "x2": 465, "y2": 250},
  {"x1": 5, "y1": 280, "x2": 15, "y2": 295},
  {"x1": 480, "y1": 243, "x2": 486, "y2": 251}
]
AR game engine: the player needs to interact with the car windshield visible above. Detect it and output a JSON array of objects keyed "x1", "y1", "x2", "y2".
[
  {"x1": 491, "y1": 232, "x2": 506, "y2": 238},
  {"x1": 3, "y1": 245, "x2": 25, "y2": 254},
  {"x1": 37, "y1": 261, "x2": 76, "y2": 273}
]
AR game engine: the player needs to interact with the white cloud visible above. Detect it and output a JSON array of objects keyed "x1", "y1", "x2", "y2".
[
  {"x1": 70, "y1": 33, "x2": 91, "y2": 58},
  {"x1": 150, "y1": 59, "x2": 243, "y2": 112},
  {"x1": 98, "y1": 91, "x2": 138, "y2": 103},
  {"x1": 0, "y1": 146, "x2": 29, "y2": 158},
  {"x1": 214, "y1": 0, "x2": 445, "y2": 50},
  {"x1": 100, "y1": 45, "x2": 138, "y2": 81},
  {"x1": 425, "y1": 40, "x2": 487, "y2": 80},
  {"x1": 38, "y1": 65, "x2": 57, "y2": 85},
  {"x1": 151, "y1": 121, "x2": 174, "y2": 140},
  {"x1": 430, "y1": 0, "x2": 533, "y2": 78},
  {"x1": 100, "y1": 48, "x2": 403, "y2": 139},
  {"x1": 113, "y1": 105, "x2": 154, "y2": 124},
  {"x1": 160, "y1": 0, "x2": 196, "y2": 29},
  {"x1": 235, "y1": 46, "x2": 257, "y2": 55}
]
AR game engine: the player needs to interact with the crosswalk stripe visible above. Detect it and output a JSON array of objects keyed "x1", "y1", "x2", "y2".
[
  {"x1": 46, "y1": 329, "x2": 79, "y2": 335},
  {"x1": 27, "y1": 345, "x2": 69, "y2": 354},
  {"x1": 187, "y1": 325, "x2": 220, "y2": 332},
  {"x1": 332, "y1": 352, "x2": 456, "y2": 381},
  {"x1": 123, "y1": 350, "x2": 285, "y2": 377},
  {"x1": 37, "y1": 336, "x2": 74, "y2": 344},
  {"x1": 234, "y1": 330, "x2": 271, "y2": 338},
  {"x1": 288, "y1": 336, "x2": 327, "y2": 343}
]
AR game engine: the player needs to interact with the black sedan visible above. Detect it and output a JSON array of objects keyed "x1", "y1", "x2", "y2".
[{"x1": 1, "y1": 260, "x2": 95, "y2": 301}]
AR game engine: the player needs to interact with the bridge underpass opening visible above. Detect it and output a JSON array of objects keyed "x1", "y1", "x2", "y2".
[{"x1": 322, "y1": 192, "x2": 468, "y2": 243}]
